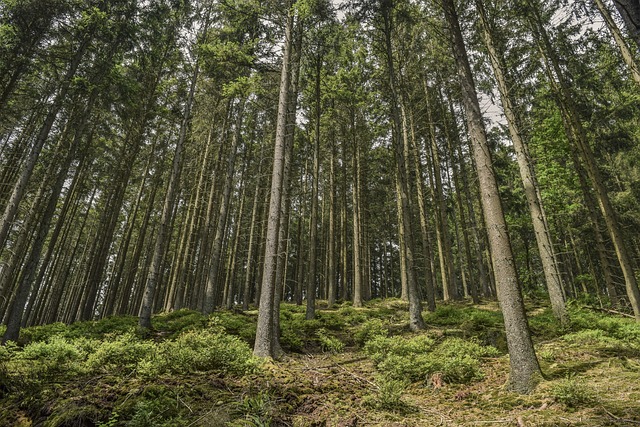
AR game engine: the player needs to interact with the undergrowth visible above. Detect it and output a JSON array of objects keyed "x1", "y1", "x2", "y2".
[{"x1": 1, "y1": 299, "x2": 639, "y2": 426}]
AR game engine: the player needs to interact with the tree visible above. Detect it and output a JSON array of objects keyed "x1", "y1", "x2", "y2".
[
  {"x1": 441, "y1": 0, "x2": 542, "y2": 393},
  {"x1": 254, "y1": 2, "x2": 295, "y2": 358},
  {"x1": 475, "y1": 0, "x2": 568, "y2": 324}
]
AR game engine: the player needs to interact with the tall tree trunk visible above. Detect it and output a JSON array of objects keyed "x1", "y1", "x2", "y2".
[
  {"x1": 2, "y1": 119, "x2": 84, "y2": 342},
  {"x1": 594, "y1": 0, "x2": 640, "y2": 85},
  {"x1": 527, "y1": 0, "x2": 640, "y2": 320},
  {"x1": 381, "y1": 1, "x2": 424, "y2": 330},
  {"x1": 409, "y1": 113, "x2": 436, "y2": 310},
  {"x1": 254, "y1": 7, "x2": 293, "y2": 358},
  {"x1": 203, "y1": 100, "x2": 244, "y2": 315},
  {"x1": 139, "y1": 59, "x2": 199, "y2": 328},
  {"x1": 476, "y1": 0, "x2": 567, "y2": 324},
  {"x1": 442, "y1": 0, "x2": 541, "y2": 392},
  {"x1": 424, "y1": 85, "x2": 457, "y2": 301},
  {"x1": 307, "y1": 55, "x2": 322, "y2": 319},
  {"x1": 351, "y1": 119, "x2": 363, "y2": 308},
  {"x1": 0, "y1": 36, "x2": 90, "y2": 251}
]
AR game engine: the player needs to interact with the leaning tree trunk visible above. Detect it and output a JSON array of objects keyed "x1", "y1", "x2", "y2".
[
  {"x1": 594, "y1": 0, "x2": 640, "y2": 85},
  {"x1": 612, "y1": 0, "x2": 640, "y2": 48},
  {"x1": 0, "y1": 36, "x2": 90, "y2": 251},
  {"x1": 527, "y1": 0, "x2": 640, "y2": 320},
  {"x1": 442, "y1": 0, "x2": 541, "y2": 393},
  {"x1": 476, "y1": 0, "x2": 567, "y2": 324}
]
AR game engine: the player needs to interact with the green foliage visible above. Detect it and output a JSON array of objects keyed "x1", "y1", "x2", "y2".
[
  {"x1": 126, "y1": 387, "x2": 184, "y2": 427},
  {"x1": 364, "y1": 335, "x2": 436, "y2": 363},
  {"x1": 210, "y1": 311, "x2": 257, "y2": 342},
  {"x1": 279, "y1": 323, "x2": 305, "y2": 352},
  {"x1": 97, "y1": 411, "x2": 119, "y2": 427},
  {"x1": 528, "y1": 307, "x2": 565, "y2": 340},
  {"x1": 336, "y1": 305, "x2": 367, "y2": 325},
  {"x1": 315, "y1": 310, "x2": 348, "y2": 331},
  {"x1": 550, "y1": 374, "x2": 597, "y2": 409},
  {"x1": 86, "y1": 333, "x2": 154, "y2": 373},
  {"x1": 364, "y1": 335, "x2": 498, "y2": 384},
  {"x1": 138, "y1": 329, "x2": 260, "y2": 377},
  {"x1": 230, "y1": 391, "x2": 274, "y2": 427},
  {"x1": 152, "y1": 309, "x2": 206, "y2": 335},
  {"x1": 18, "y1": 322, "x2": 68, "y2": 343},
  {"x1": 563, "y1": 307, "x2": 640, "y2": 355},
  {"x1": 363, "y1": 375, "x2": 408, "y2": 412},
  {"x1": 316, "y1": 328, "x2": 345, "y2": 354},
  {"x1": 423, "y1": 305, "x2": 464, "y2": 326},
  {"x1": 19, "y1": 335, "x2": 85, "y2": 366},
  {"x1": 354, "y1": 318, "x2": 389, "y2": 346},
  {"x1": 62, "y1": 316, "x2": 139, "y2": 340}
]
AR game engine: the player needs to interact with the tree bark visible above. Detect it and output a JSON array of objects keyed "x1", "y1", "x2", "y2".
[
  {"x1": 254, "y1": 7, "x2": 294, "y2": 358},
  {"x1": 442, "y1": 0, "x2": 541, "y2": 392},
  {"x1": 476, "y1": 0, "x2": 567, "y2": 324}
]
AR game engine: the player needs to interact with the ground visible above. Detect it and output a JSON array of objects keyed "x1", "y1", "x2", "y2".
[{"x1": 1, "y1": 298, "x2": 639, "y2": 426}]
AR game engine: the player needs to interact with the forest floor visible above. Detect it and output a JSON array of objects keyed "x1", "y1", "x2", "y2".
[{"x1": 1, "y1": 298, "x2": 640, "y2": 426}]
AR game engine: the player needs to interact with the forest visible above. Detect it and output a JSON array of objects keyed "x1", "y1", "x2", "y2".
[{"x1": 1, "y1": 0, "x2": 640, "y2": 425}]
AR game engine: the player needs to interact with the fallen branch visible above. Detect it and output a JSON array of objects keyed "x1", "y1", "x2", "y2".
[
  {"x1": 586, "y1": 306, "x2": 635, "y2": 319},
  {"x1": 602, "y1": 407, "x2": 640, "y2": 425}
]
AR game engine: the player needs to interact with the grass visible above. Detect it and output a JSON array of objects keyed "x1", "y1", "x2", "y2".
[{"x1": 1, "y1": 299, "x2": 640, "y2": 426}]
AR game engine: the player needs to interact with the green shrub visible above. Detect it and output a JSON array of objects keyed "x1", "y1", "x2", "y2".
[
  {"x1": 424, "y1": 305, "x2": 463, "y2": 326},
  {"x1": 460, "y1": 310, "x2": 502, "y2": 332},
  {"x1": 563, "y1": 329, "x2": 615, "y2": 345},
  {"x1": 0, "y1": 340, "x2": 18, "y2": 362},
  {"x1": 363, "y1": 375, "x2": 408, "y2": 411},
  {"x1": 230, "y1": 391, "x2": 274, "y2": 427},
  {"x1": 354, "y1": 318, "x2": 388, "y2": 346},
  {"x1": 19, "y1": 322, "x2": 68, "y2": 343},
  {"x1": 364, "y1": 335, "x2": 435, "y2": 363},
  {"x1": 316, "y1": 328, "x2": 345, "y2": 353},
  {"x1": 375, "y1": 353, "x2": 436, "y2": 382},
  {"x1": 210, "y1": 311, "x2": 256, "y2": 342},
  {"x1": 528, "y1": 308, "x2": 564, "y2": 339},
  {"x1": 365, "y1": 335, "x2": 496, "y2": 384},
  {"x1": 433, "y1": 337, "x2": 499, "y2": 359},
  {"x1": 19, "y1": 336, "x2": 84, "y2": 364},
  {"x1": 315, "y1": 311, "x2": 347, "y2": 330},
  {"x1": 139, "y1": 329, "x2": 260, "y2": 377},
  {"x1": 336, "y1": 306, "x2": 367, "y2": 325},
  {"x1": 279, "y1": 323, "x2": 305, "y2": 352},
  {"x1": 127, "y1": 392, "x2": 184, "y2": 427},
  {"x1": 67, "y1": 316, "x2": 138, "y2": 339},
  {"x1": 551, "y1": 375, "x2": 597, "y2": 409},
  {"x1": 152, "y1": 309, "x2": 206, "y2": 335},
  {"x1": 86, "y1": 333, "x2": 155, "y2": 373}
]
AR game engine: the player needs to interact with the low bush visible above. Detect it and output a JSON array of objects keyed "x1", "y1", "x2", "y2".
[
  {"x1": 363, "y1": 375, "x2": 408, "y2": 411},
  {"x1": 210, "y1": 311, "x2": 256, "y2": 343},
  {"x1": 139, "y1": 329, "x2": 260, "y2": 377},
  {"x1": 354, "y1": 318, "x2": 388, "y2": 346},
  {"x1": 229, "y1": 391, "x2": 274, "y2": 427},
  {"x1": 551, "y1": 375, "x2": 597, "y2": 409},
  {"x1": 316, "y1": 328, "x2": 345, "y2": 353},
  {"x1": 336, "y1": 305, "x2": 367, "y2": 325},
  {"x1": 152, "y1": 309, "x2": 206, "y2": 335},
  {"x1": 87, "y1": 333, "x2": 154, "y2": 373},
  {"x1": 364, "y1": 335, "x2": 497, "y2": 384},
  {"x1": 19, "y1": 322, "x2": 68, "y2": 343}
]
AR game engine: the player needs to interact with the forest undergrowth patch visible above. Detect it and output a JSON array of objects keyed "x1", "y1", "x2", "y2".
[{"x1": 1, "y1": 299, "x2": 639, "y2": 426}]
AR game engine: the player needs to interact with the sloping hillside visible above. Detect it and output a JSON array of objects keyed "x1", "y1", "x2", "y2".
[{"x1": 2, "y1": 300, "x2": 640, "y2": 426}]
